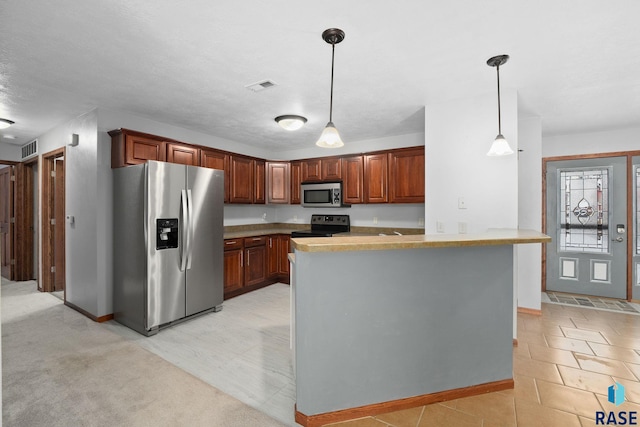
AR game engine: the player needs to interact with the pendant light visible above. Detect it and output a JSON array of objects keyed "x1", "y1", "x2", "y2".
[
  {"x1": 486, "y1": 55, "x2": 514, "y2": 156},
  {"x1": 316, "y1": 28, "x2": 345, "y2": 148}
]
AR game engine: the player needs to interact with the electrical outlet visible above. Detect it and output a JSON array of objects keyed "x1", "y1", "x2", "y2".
[
  {"x1": 418, "y1": 218, "x2": 425, "y2": 226},
  {"x1": 373, "y1": 217, "x2": 378, "y2": 224},
  {"x1": 458, "y1": 222, "x2": 468, "y2": 234},
  {"x1": 293, "y1": 215, "x2": 298, "y2": 222},
  {"x1": 436, "y1": 221, "x2": 445, "y2": 233}
]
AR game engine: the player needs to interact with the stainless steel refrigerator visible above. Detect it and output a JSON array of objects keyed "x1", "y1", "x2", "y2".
[{"x1": 113, "y1": 160, "x2": 224, "y2": 336}]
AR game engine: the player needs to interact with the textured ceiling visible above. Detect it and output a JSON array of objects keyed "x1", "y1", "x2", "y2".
[{"x1": 1, "y1": 0, "x2": 639, "y2": 151}]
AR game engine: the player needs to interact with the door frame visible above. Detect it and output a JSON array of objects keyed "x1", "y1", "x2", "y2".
[
  {"x1": 41, "y1": 147, "x2": 65, "y2": 293},
  {"x1": 0, "y1": 161, "x2": 17, "y2": 280},
  {"x1": 542, "y1": 150, "x2": 640, "y2": 301}
]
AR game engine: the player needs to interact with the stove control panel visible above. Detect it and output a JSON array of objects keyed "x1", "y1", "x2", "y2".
[{"x1": 311, "y1": 214, "x2": 350, "y2": 226}]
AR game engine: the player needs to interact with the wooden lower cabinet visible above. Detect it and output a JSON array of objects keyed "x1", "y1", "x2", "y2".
[
  {"x1": 224, "y1": 234, "x2": 290, "y2": 299},
  {"x1": 267, "y1": 234, "x2": 291, "y2": 281}
]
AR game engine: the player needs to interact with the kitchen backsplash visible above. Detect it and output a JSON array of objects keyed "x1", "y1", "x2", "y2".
[{"x1": 224, "y1": 204, "x2": 425, "y2": 229}]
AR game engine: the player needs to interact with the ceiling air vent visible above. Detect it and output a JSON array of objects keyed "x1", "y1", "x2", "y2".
[
  {"x1": 245, "y1": 79, "x2": 278, "y2": 92},
  {"x1": 21, "y1": 139, "x2": 38, "y2": 160}
]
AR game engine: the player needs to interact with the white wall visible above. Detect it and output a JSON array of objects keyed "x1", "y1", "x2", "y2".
[
  {"x1": 543, "y1": 126, "x2": 640, "y2": 158},
  {"x1": 517, "y1": 116, "x2": 543, "y2": 311},
  {"x1": 0, "y1": 143, "x2": 21, "y2": 162},
  {"x1": 424, "y1": 90, "x2": 519, "y2": 234},
  {"x1": 36, "y1": 110, "x2": 105, "y2": 315}
]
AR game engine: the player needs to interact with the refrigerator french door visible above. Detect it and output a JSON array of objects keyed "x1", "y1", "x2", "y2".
[{"x1": 113, "y1": 161, "x2": 224, "y2": 336}]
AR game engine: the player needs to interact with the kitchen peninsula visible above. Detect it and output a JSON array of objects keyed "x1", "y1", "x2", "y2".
[{"x1": 290, "y1": 229, "x2": 550, "y2": 427}]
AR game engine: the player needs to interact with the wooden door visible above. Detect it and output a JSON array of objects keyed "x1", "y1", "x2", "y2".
[
  {"x1": 229, "y1": 155, "x2": 254, "y2": 203},
  {"x1": 245, "y1": 245, "x2": 266, "y2": 286},
  {"x1": 267, "y1": 235, "x2": 279, "y2": 278},
  {"x1": 125, "y1": 134, "x2": 166, "y2": 165},
  {"x1": 0, "y1": 166, "x2": 13, "y2": 279},
  {"x1": 365, "y1": 153, "x2": 388, "y2": 203},
  {"x1": 389, "y1": 147, "x2": 425, "y2": 203},
  {"x1": 290, "y1": 161, "x2": 302, "y2": 204},
  {"x1": 254, "y1": 160, "x2": 265, "y2": 204},
  {"x1": 342, "y1": 156, "x2": 364, "y2": 204},
  {"x1": 201, "y1": 148, "x2": 229, "y2": 203},
  {"x1": 322, "y1": 157, "x2": 342, "y2": 181},
  {"x1": 302, "y1": 159, "x2": 322, "y2": 182},
  {"x1": 266, "y1": 162, "x2": 290, "y2": 204},
  {"x1": 167, "y1": 143, "x2": 200, "y2": 166},
  {"x1": 223, "y1": 249, "x2": 244, "y2": 293},
  {"x1": 278, "y1": 235, "x2": 291, "y2": 276},
  {"x1": 53, "y1": 158, "x2": 65, "y2": 292}
]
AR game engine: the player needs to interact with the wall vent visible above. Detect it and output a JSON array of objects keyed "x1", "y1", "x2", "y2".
[
  {"x1": 245, "y1": 79, "x2": 278, "y2": 92},
  {"x1": 21, "y1": 139, "x2": 38, "y2": 160}
]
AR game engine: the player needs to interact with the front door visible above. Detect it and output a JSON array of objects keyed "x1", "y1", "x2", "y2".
[{"x1": 546, "y1": 157, "x2": 627, "y2": 299}]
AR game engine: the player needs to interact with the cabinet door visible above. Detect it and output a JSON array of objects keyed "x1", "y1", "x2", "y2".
[
  {"x1": 125, "y1": 134, "x2": 166, "y2": 165},
  {"x1": 301, "y1": 159, "x2": 322, "y2": 182},
  {"x1": 389, "y1": 147, "x2": 425, "y2": 203},
  {"x1": 342, "y1": 156, "x2": 364, "y2": 204},
  {"x1": 201, "y1": 149, "x2": 229, "y2": 203},
  {"x1": 223, "y1": 249, "x2": 244, "y2": 293},
  {"x1": 365, "y1": 153, "x2": 389, "y2": 203},
  {"x1": 254, "y1": 159, "x2": 266, "y2": 204},
  {"x1": 278, "y1": 235, "x2": 291, "y2": 275},
  {"x1": 266, "y1": 162, "x2": 290, "y2": 204},
  {"x1": 290, "y1": 161, "x2": 302, "y2": 204},
  {"x1": 167, "y1": 143, "x2": 200, "y2": 166},
  {"x1": 229, "y1": 155, "x2": 254, "y2": 204},
  {"x1": 322, "y1": 157, "x2": 342, "y2": 181},
  {"x1": 245, "y1": 245, "x2": 266, "y2": 286},
  {"x1": 267, "y1": 235, "x2": 279, "y2": 278}
]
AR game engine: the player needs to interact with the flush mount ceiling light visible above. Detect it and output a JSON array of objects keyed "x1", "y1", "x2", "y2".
[
  {"x1": 0, "y1": 118, "x2": 15, "y2": 129},
  {"x1": 275, "y1": 115, "x2": 307, "y2": 131},
  {"x1": 486, "y1": 55, "x2": 514, "y2": 156},
  {"x1": 316, "y1": 28, "x2": 345, "y2": 148}
]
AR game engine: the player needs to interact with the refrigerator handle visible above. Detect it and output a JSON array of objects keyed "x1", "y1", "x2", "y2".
[
  {"x1": 186, "y1": 189, "x2": 194, "y2": 270},
  {"x1": 180, "y1": 189, "x2": 189, "y2": 272}
]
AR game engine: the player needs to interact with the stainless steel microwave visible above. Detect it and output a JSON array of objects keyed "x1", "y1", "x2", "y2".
[{"x1": 301, "y1": 181, "x2": 348, "y2": 208}]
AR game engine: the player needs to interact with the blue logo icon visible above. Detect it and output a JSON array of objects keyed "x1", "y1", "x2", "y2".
[{"x1": 608, "y1": 382, "x2": 625, "y2": 406}]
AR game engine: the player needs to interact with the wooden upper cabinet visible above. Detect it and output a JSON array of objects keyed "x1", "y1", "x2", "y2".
[
  {"x1": 321, "y1": 157, "x2": 342, "y2": 181},
  {"x1": 167, "y1": 142, "x2": 200, "y2": 166},
  {"x1": 109, "y1": 129, "x2": 167, "y2": 168},
  {"x1": 290, "y1": 161, "x2": 302, "y2": 204},
  {"x1": 342, "y1": 155, "x2": 364, "y2": 204},
  {"x1": 389, "y1": 147, "x2": 425, "y2": 203},
  {"x1": 229, "y1": 155, "x2": 254, "y2": 204},
  {"x1": 301, "y1": 159, "x2": 322, "y2": 182},
  {"x1": 266, "y1": 162, "x2": 290, "y2": 204},
  {"x1": 364, "y1": 153, "x2": 388, "y2": 203},
  {"x1": 201, "y1": 148, "x2": 229, "y2": 203},
  {"x1": 254, "y1": 159, "x2": 265, "y2": 204}
]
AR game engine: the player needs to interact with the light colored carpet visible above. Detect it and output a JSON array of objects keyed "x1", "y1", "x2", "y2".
[{"x1": 1, "y1": 280, "x2": 286, "y2": 427}]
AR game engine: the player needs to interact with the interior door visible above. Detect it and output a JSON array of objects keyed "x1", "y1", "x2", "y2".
[
  {"x1": 53, "y1": 157, "x2": 65, "y2": 291},
  {"x1": 0, "y1": 165, "x2": 13, "y2": 279},
  {"x1": 632, "y1": 157, "x2": 640, "y2": 301},
  {"x1": 546, "y1": 157, "x2": 627, "y2": 299}
]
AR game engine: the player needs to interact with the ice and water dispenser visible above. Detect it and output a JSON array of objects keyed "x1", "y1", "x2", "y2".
[{"x1": 156, "y1": 218, "x2": 179, "y2": 250}]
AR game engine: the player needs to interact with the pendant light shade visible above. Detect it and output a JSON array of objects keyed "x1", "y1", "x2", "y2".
[
  {"x1": 316, "y1": 28, "x2": 345, "y2": 148},
  {"x1": 486, "y1": 55, "x2": 514, "y2": 156}
]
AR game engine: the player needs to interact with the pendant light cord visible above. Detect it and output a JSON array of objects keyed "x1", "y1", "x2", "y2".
[
  {"x1": 329, "y1": 42, "x2": 335, "y2": 123},
  {"x1": 496, "y1": 64, "x2": 501, "y2": 134}
]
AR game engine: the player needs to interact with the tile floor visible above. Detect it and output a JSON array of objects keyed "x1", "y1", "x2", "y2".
[{"x1": 325, "y1": 301, "x2": 640, "y2": 427}]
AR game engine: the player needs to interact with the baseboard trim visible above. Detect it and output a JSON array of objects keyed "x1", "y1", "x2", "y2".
[
  {"x1": 64, "y1": 301, "x2": 114, "y2": 323},
  {"x1": 517, "y1": 306, "x2": 542, "y2": 316},
  {"x1": 294, "y1": 378, "x2": 514, "y2": 427}
]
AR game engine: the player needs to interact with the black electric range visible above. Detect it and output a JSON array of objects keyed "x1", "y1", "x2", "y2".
[{"x1": 290, "y1": 214, "x2": 350, "y2": 238}]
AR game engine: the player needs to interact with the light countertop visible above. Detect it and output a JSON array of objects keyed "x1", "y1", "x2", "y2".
[{"x1": 291, "y1": 228, "x2": 551, "y2": 253}]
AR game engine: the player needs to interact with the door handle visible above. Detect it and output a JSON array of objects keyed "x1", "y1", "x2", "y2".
[
  {"x1": 180, "y1": 190, "x2": 188, "y2": 271},
  {"x1": 186, "y1": 189, "x2": 194, "y2": 270},
  {"x1": 612, "y1": 237, "x2": 624, "y2": 242}
]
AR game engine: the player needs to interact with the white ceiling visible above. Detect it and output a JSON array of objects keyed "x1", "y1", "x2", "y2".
[{"x1": 1, "y1": 0, "x2": 639, "y2": 151}]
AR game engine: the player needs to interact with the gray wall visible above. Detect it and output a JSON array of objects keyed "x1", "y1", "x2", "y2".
[{"x1": 294, "y1": 245, "x2": 514, "y2": 415}]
